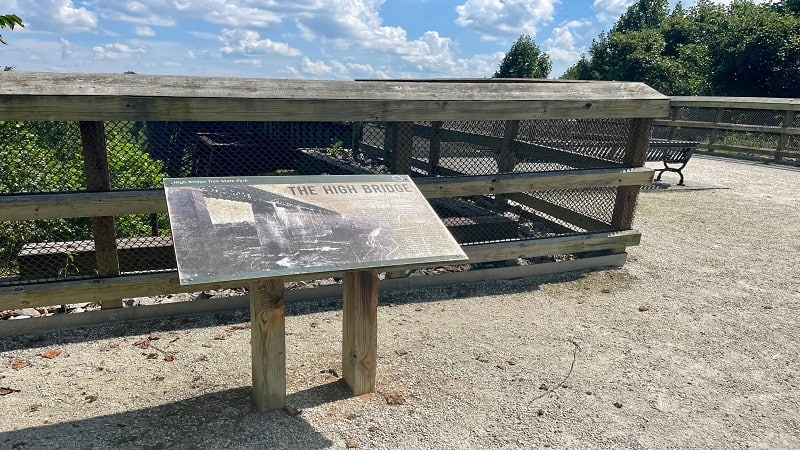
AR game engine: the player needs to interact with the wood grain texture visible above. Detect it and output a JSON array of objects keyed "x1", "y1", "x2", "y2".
[
  {"x1": 0, "y1": 168, "x2": 654, "y2": 221},
  {"x1": 0, "y1": 230, "x2": 640, "y2": 310},
  {"x1": 249, "y1": 278, "x2": 286, "y2": 411},
  {"x1": 611, "y1": 118, "x2": 653, "y2": 253},
  {"x1": 79, "y1": 121, "x2": 121, "y2": 309},
  {"x1": 342, "y1": 270, "x2": 378, "y2": 396},
  {"x1": 0, "y1": 73, "x2": 669, "y2": 121}
]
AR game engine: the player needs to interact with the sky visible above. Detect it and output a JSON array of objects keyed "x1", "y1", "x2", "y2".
[{"x1": 3, "y1": 0, "x2": 698, "y2": 80}]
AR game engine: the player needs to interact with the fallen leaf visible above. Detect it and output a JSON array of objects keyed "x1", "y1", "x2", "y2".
[
  {"x1": 638, "y1": 305, "x2": 651, "y2": 312},
  {"x1": 395, "y1": 349, "x2": 409, "y2": 356},
  {"x1": 310, "y1": 321, "x2": 320, "y2": 328},
  {"x1": 613, "y1": 401, "x2": 623, "y2": 408},
  {"x1": 146, "y1": 353, "x2": 158, "y2": 359},
  {"x1": 164, "y1": 355, "x2": 175, "y2": 362},
  {"x1": 537, "y1": 409, "x2": 545, "y2": 416},
  {"x1": 133, "y1": 338, "x2": 150, "y2": 349},
  {"x1": 28, "y1": 404, "x2": 42, "y2": 412},
  {"x1": 0, "y1": 387, "x2": 20, "y2": 396},
  {"x1": 85, "y1": 395, "x2": 98, "y2": 404},
  {"x1": 384, "y1": 390, "x2": 406, "y2": 405},
  {"x1": 345, "y1": 439, "x2": 359, "y2": 449},
  {"x1": 284, "y1": 405, "x2": 302, "y2": 417},
  {"x1": 213, "y1": 334, "x2": 226, "y2": 340},
  {"x1": 601, "y1": 288, "x2": 611, "y2": 293},
  {"x1": 12, "y1": 360, "x2": 29, "y2": 370},
  {"x1": 506, "y1": 359, "x2": 517, "y2": 366},
  {"x1": 40, "y1": 349, "x2": 62, "y2": 359},
  {"x1": 368, "y1": 426, "x2": 379, "y2": 433}
]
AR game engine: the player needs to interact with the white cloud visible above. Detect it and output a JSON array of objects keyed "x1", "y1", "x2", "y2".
[
  {"x1": 92, "y1": 42, "x2": 147, "y2": 60},
  {"x1": 545, "y1": 22, "x2": 587, "y2": 65},
  {"x1": 219, "y1": 29, "x2": 302, "y2": 57},
  {"x1": 455, "y1": 0, "x2": 556, "y2": 40},
  {"x1": 592, "y1": 0, "x2": 633, "y2": 22},
  {"x1": 133, "y1": 26, "x2": 156, "y2": 37},
  {"x1": 93, "y1": 0, "x2": 283, "y2": 27},
  {"x1": 18, "y1": 0, "x2": 98, "y2": 31}
]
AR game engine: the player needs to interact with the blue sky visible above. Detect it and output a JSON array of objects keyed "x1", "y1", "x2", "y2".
[{"x1": 4, "y1": 0, "x2": 695, "y2": 79}]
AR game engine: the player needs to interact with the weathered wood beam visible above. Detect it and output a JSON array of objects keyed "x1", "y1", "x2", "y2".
[
  {"x1": 0, "y1": 73, "x2": 669, "y2": 122},
  {"x1": 0, "y1": 168, "x2": 654, "y2": 220},
  {"x1": 0, "y1": 230, "x2": 640, "y2": 310}
]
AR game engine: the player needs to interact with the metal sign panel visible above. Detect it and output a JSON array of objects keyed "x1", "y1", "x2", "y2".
[{"x1": 164, "y1": 175, "x2": 468, "y2": 285}]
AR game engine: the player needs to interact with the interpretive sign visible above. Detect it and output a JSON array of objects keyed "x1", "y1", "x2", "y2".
[{"x1": 164, "y1": 174, "x2": 467, "y2": 285}]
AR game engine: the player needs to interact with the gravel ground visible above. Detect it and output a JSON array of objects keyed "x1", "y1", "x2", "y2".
[{"x1": 1, "y1": 155, "x2": 799, "y2": 449}]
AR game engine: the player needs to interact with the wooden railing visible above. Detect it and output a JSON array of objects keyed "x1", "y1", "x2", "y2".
[
  {"x1": 655, "y1": 97, "x2": 800, "y2": 163},
  {"x1": 0, "y1": 73, "x2": 668, "y2": 312}
]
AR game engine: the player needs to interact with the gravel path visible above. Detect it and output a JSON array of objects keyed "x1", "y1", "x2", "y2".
[{"x1": 1, "y1": 155, "x2": 799, "y2": 449}]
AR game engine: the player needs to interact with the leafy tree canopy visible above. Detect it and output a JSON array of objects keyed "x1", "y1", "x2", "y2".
[
  {"x1": 560, "y1": 0, "x2": 800, "y2": 97},
  {"x1": 493, "y1": 35, "x2": 552, "y2": 79},
  {"x1": 0, "y1": 14, "x2": 24, "y2": 45}
]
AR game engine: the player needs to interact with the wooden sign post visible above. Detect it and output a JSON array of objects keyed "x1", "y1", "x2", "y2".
[{"x1": 165, "y1": 175, "x2": 466, "y2": 411}]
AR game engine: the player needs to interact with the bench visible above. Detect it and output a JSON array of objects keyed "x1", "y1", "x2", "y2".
[{"x1": 646, "y1": 140, "x2": 698, "y2": 186}]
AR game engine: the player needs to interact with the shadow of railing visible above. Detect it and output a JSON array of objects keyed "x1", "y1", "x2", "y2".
[{"x1": 0, "y1": 387, "x2": 333, "y2": 449}]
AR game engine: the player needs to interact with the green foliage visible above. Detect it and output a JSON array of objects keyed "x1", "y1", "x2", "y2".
[
  {"x1": 560, "y1": 0, "x2": 800, "y2": 97},
  {"x1": 324, "y1": 138, "x2": 351, "y2": 159},
  {"x1": 493, "y1": 35, "x2": 552, "y2": 79},
  {"x1": 0, "y1": 121, "x2": 168, "y2": 275},
  {"x1": 611, "y1": 0, "x2": 670, "y2": 33},
  {"x1": 0, "y1": 13, "x2": 23, "y2": 45}
]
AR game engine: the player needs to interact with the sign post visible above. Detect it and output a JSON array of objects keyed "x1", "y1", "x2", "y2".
[{"x1": 165, "y1": 175, "x2": 467, "y2": 411}]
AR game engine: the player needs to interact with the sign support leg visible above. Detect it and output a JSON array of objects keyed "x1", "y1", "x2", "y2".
[
  {"x1": 342, "y1": 270, "x2": 378, "y2": 395},
  {"x1": 250, "y1": 278, "x2": 286, "y2": 411}
]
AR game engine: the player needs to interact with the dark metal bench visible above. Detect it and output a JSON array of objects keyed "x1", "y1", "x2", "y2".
[{"x1": 647, "y1": 140, "x2": 698, "y2": 186}]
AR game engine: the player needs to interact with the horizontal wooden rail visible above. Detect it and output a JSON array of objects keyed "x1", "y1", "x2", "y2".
[
  {"x1": 0, "y1": 168, "x2": 654, "y2": 221},
  {"x1": 669, "y1": 96, "x2": 800, "y2": 110},
  {"x1": 415, "y1": 167, "x2": 653, "y2": 198},
  {"x1": 654, "y1": 119, "x2": 800, "y2": 136},
  {"x1": 0, "y1": 73, "x2": 669, "y2": 122},
  {"x1": 0, "y1": 230, "x2": 640, "y2": 310},
  {"x1": 0, "y1": 190, "x2": 167, "y2": 222}
]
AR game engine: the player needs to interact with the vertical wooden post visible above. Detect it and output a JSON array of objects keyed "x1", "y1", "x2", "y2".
[
  {"x1": 342, "y1": 270, "x2": 378, "y2": 396},
  {"x1": 250, "y1": 278, "x2": 286, "y2": 411},
  {"x1": 429, "y1": 121, "x2": 442, "y2": 175},
  {"x1": 611, "y1": 118, "x2": 653, "y2": 240},
  {"x1": 708, "y1": 107, "x2": 726, "y2": 152},
  {"x1": 392, "y1": 122, "x2": 413, "y2": 174},
  {"x1": 497, "y1": 120, "x2": 520, "y2": 173},
  {"x1": 79, "y1": 121, "x2": 122, "y2": 309},
  {"x1": 775, "y1": 110, "x2": 794, "y2": 162},
  {"x1": 667, "y1": 105, "x2": 680, "y2": 141}
]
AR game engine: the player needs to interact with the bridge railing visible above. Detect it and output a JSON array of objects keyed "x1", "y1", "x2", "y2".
[
  {"x1": 654, "y1": 96, "x2": 800, "y2": 164},
  {"x1": 0, "y1": 74, "x2": 668, "y2": 313}
]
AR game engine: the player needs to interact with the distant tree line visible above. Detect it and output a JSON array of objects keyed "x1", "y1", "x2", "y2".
[
  {"x1": 559, "y1": 0, "x2": 800, "y2": 97},
  {"x1": 495, "y1": 0, "x2": 799, "y2": 97}
]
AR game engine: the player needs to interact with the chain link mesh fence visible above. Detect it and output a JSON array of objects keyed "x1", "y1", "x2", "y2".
[
  {"x1": 653, "y1": 106, "x2": 799, "y2": 160},
  {"x1": 2, "y1": 118, "x2": 635, "y2": 286}
]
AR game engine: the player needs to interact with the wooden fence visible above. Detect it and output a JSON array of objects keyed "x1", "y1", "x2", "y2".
[
  {"x1": 655, "y1": 97, "x2": 800, "y2": 163},
  {"x1": 0, "y1": 73, "x2": 668, "y2": 312}
]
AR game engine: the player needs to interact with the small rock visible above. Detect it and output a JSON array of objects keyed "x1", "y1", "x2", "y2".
[
  {"x1": 613, "y1": 401, "x2": 623, "y2": 408},
  {"x1": 384, "y1": 390, "x2": 406, "y2": 405},
  {"x1": 345, "y1": 438, "x2": 359, "y2": 449},
  {"x1": 638, "y1": 305, "x2": 651, "y2": 312},
  {"x1": 15, "y1": 308, "x2": 40, "y2": 317}
]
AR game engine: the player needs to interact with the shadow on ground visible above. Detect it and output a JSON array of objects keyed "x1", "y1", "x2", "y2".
[
  {"x1": 0, "y1": 387, "x2": 333, "y2": 450},
  {"x1": 1, "y1": 270, "x2": 589, "y2": 352}
]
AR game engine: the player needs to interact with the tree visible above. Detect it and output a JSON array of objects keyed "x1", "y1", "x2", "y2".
[
  {"x1": 0, "y1": 14, "x2": 24, "y2": 45},
  {"x1": 611, "y1": 0, "x2": 670, "y2": 33},
  {"x1": 493, "y1": 35, "x2": 552, "y2": 79}
]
